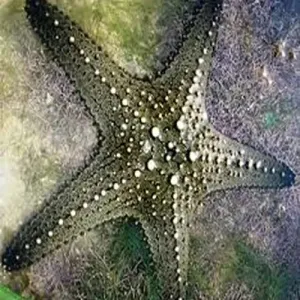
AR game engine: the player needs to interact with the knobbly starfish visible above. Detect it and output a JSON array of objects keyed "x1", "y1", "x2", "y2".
[{"x1": 2, "y1": 0, "x2": 296, "y2": 299}]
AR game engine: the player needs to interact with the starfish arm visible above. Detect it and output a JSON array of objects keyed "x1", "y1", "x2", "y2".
[
  {"x1": 191, "y1": 125, "x2": 295, "y2": 193},
  {"x1": 25, "y1": 0, "x2": 146, "y2": 134},
  {"x1": 155, "y1": 0, "x2": 222, "y2": 95},
  {"x1": 1, "y1": 145, "x2": 139, "y2": 271}
]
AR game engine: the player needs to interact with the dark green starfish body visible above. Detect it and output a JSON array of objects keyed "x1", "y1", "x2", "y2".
[{"x1": 2, "y1": 0, "x2": 296, "y2": 298}]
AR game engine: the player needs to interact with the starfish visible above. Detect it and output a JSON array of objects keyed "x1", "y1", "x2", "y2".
[{"x1": 2, "y1": 0, "x2": 296, "y2": 298}]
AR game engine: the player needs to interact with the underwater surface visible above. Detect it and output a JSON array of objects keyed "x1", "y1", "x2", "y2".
[{"x1": 0, "y1": 0, "x2": 299, "y2": 299}]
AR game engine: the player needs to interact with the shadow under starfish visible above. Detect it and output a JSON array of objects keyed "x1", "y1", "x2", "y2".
[{"x1": 1, "y1": 0, "x2": 296, "y2": 299}]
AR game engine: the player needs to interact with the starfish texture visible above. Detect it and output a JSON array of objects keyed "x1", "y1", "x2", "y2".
[{"x1": 2, "y1": 0, "x2": 296, "y2": 298}]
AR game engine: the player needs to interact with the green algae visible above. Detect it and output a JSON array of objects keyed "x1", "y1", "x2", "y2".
[
  {"x1": 264, "y1": 111, "x2": 280, "y2": 129},
  {"x1": 110, "y1": 221, "x2": 160, "y2": 300},
  {"x1": 76, "y1": 231, "x2": 288, "y2": 300},
  {"x1": 0, "y1": 283, "x2": 26, "y2": 300},
  {"x1": 227, "y1": 242, "x2": 288, "y2": 300},
  {"x1": 189, "y1": 236, "x2": 289, "y2": 299},
  {"x1": 72, "y1": 221, "x2": 160, "y2": 300},
  {"x1": 50, "y1": 0, "x2": 163, "y2": 73}
]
